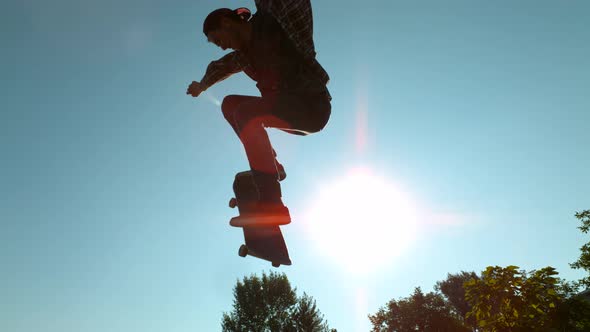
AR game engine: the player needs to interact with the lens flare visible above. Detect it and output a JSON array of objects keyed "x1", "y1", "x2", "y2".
[{"x1": 204, "y1": 91, "x2": 221, "y2": 106}]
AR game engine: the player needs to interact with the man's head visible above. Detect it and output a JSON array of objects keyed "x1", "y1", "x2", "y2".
[{"x1": 203, "y1": 8, "x2": 251, "y2": 51}]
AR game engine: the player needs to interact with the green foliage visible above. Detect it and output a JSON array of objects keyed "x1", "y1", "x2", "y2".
[
  {"x1": 435, "y1": 271, "x2": 479, "y2": 329},
  {"x1": 221, "y1": 272, "x2": 334, "y2": 332},
  {"x1": 368, "y1": 210, "x2": 590, "y2": 332},
  {"x1": 292, "y1": 293, "x2": 333, "y2": 332},
  {"x1": 552, "y1": 292, "x2": 590, "y2": 331},
  {"x1": 570, "y1": 210, "x2": 590, "y2": 289},
  {"x1": 464, "y1": 266, "x2": 564, "y2": 331},
  {"x1": 368, "y1": 287, "x2": 470, "y2": 332}
]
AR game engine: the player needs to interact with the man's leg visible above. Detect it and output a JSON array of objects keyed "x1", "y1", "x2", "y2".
[
  {"x1": 221, "y1": 95, "x2": 289, "y2": 208},
  {"x1": 222, "y1": 95, "x2": 286, "y2": 180},
  {"x1": 220, "y1": 92, "x2": 330, "y2": 215}
]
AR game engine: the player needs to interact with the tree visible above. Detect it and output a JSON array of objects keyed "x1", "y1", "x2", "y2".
[
  {"x1": 435, "y1": 271, "x2": 478, "y2": 330},
  {"x1": 551, "y1": 281, "x2": 590, "y2": 332},
  {"x1": 292, "y1": 293, "x2": 334, "y2": 332},
  {"x1": 570, "y1": 209, "x2": 590, "y2": 289},
  {"x1": 464, "y1": 266, "x2": 563, "y2": 331},
  {"x1": 222, "y1": 272, "x2": 334, "y2": 332},
  {"x1": 369, "y1": 287, "x2": 470, "y2": 332}
]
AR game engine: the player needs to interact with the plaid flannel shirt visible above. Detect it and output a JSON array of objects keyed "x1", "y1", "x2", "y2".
[{"x1": 200, "y1": 0, "x2": 329, "y2": 90}]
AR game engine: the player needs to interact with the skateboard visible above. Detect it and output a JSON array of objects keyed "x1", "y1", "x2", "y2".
[{"x1": 229, "y1": 171, "x2": 292, "y2": 267}]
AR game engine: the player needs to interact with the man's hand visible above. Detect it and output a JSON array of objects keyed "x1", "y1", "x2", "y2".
[{"x1": 186, "y1": 81, "x2": 204, "y2": 98}]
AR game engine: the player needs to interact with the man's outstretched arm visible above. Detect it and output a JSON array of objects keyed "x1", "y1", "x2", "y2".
[{"x1": 187, "y1": 51, "x2": 247, "y2": 98}]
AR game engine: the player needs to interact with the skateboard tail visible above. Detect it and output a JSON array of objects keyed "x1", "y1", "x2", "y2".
[
  {"x1": 241, "y1": 226, "x2": 292, "y2": 267},
  {"x1": 243, "y1": 246, "x2": 292, "y2": 266}
]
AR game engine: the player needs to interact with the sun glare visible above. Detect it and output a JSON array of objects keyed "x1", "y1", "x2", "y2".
[{"x1": 303, "y1": 167, "x2": 418, "y2": 274}]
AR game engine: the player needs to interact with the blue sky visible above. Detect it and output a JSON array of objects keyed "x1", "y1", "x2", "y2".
[{"x1": 2, "y1": 0, "x2": 589, "y2": 331}]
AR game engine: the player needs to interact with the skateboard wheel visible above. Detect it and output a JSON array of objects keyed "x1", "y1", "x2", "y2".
[
  {"x1": 238, "y1": 245, "x2": 248, "y2": 257},
  {"x1": 272, "y1": 262, "x2": 280, "y2": 268},
  {"x1": 229, "y1": 198, "x2": 237, "y2": 208}
]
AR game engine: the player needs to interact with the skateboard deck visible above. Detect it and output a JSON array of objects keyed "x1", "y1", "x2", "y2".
[{"x1": 230, "y1": 171, "x2": 292, "y2": 267}]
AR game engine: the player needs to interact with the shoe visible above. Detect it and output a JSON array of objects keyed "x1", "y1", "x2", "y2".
[{"x1": 230, "y1": 201, "x2": 291, "y2": 227}]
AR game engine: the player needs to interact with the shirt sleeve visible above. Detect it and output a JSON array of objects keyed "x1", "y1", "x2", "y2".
[
  {"x1": 200, "y1": 51, "x2": 247, "y2": 90},
  {"x1": 255, "y1": 0, "x2": 316, "y2": 59}
]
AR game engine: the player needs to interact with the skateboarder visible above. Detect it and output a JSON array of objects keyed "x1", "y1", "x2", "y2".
[{"x1": 187, "y1": 1, "x2": 331, "y2": 225}]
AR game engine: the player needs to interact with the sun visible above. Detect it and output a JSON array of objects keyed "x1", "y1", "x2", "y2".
[{"x1": 302, "y1": 166, "x2": 418, "y2": 274}]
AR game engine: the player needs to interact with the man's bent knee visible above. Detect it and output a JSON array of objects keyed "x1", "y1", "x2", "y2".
[{"x1": 221, "y1": 95, "x2": 243, "y2": 121}]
